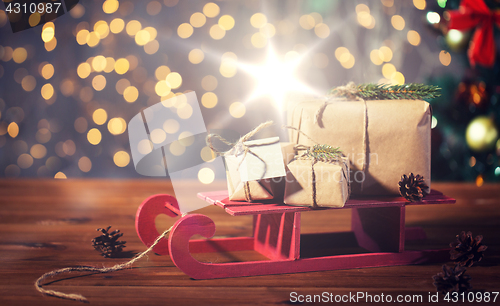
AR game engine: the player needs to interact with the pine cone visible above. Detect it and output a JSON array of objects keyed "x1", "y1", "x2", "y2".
[
  {"x1": 432, "y1": 264, "x2": 472, "y2": 294},
  {"x1": 450, "y1": 231, "x2": 487, "y2": 267},
  {"x1": 398, "y1": 173, "x2": 429, "y2": 202},
  {"x1": 91, "y1": 226, "x2": 126, "y2": 258}
]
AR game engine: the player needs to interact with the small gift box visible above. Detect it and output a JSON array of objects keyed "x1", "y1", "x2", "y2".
[
  {"x1": 284, "y1": 145, "x2": 350, "y2": 208},
  {"x1": 224, "y1": 136, "x2": 286, "y2": 202}
]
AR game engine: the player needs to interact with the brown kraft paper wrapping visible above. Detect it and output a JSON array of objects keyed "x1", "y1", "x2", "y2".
[
  {"x1": 284, "y1": 158, "x2": 350, "y2": 208},
  {"x1": 287, "y1": 99, "x2": 431, "y2": 196}
]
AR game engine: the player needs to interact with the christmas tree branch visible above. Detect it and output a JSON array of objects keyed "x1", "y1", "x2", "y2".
[{"x1": 329, "y1": 83, "x2": 441, "y2": 100}]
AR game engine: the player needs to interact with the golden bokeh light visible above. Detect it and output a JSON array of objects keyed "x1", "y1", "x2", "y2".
[
  {"x1": 63, "y1": 140, "x2": 76, "y2": 156},
  {"x1": 86, "y1": 32, "x2": 100, "y2": 47},
  {"x1": 200, "y1": 146, "x2": 216, "y2": 162},
  {"x1": 439, "y1": 50, "x2": 452, "y2": 66},
  {"x1": 29, "y1": 12, "x2": 41, "y2": 27},
  {"x1": 74, "y1": 117, "x2": 88, "y2": 133},
  {"x1": 379, "y1": 46, "x2": 393, "y2": 62},
  {"x1": 41, "y1": 24, "x2": 55, "y2": 42},
  {"x1": 202, "y1": 92, "x2": 218, "y2": 108},
  {"x1": 164, "y1": 0, "x2": 179, "y2": 7},
  {"x1": 92, "y1": 75, "x2": 106, "y2": 91},
  {"x1": 135, "y1": 29, "x2": 151, "y2": 46},
  {"x1": 146, "y1": 1, "x2": 162, "y2": 16},
  {"x1": 17, "y1": 153, "x2": 33, "y2": 169},
  {"x1": 103, "y1": 0, "x2": 119, "y2": 14},
  {"x1": 126, "y1": 55, "x2": 139, "y2": 71},
  {"x1": 188, "y1": 49, "x2": 204, "y2": 64},
  {"x1": 201, "y1": 75, "x2": 218, "y2": 91},
  {"x1": 178, "y1": 131, "x2": 194, "y2": 146},
  {"x1": 30, "y1": 144, "x2": 47, "y2": 159},
  {"x1": 144, "y1": 40, "x2": 160, "y2": 55},
  {"x1": 126, "y1": 20, "x2": 142, "y2": 36},
  {"x1": 12, "y1": 48, "x2": 27, "y2": 64},
  {"x1": 407, "y1": 30, "x2": 421, "y2": 46},
  {"x1": 177, "y1": 104, "x2": 193, "y2": 119},
  {"x1": 114, "y1": 58, "x2": 130, "y2": 74},
  {"x1": 299, "y1": 14, "x2": 315, "y2": 30},
  {"x1": 150, "y1": 128, "x2": 167, "y2": 144},
  {"x1": 5, "y1": 164, "x2": 21, "y2": 178},
  {"x1": 391, "y1": 15, "x2": 405, "y2": 31},
  {"x1": 335, "y1": 47, "x2": 349, "y2": 61},
  {"x1": 203, "y1": 2, "x2": 220, "y2": 18},
  {"x1": 78, "y1": 156, "x2": 92, "y2": 172},
  {"x1": 94, "y1": 20, "x2": 109, "y2": 39},
  {"x1": 219, "y1": 15, "x2": 235, "y2": 30},
  {"x1": 93, "y1": 108, "x2": 108, "y2": 125},
  {"x1": 381, "y1": 0, "x2": 394, "y2": 7},
  {"x1": 87, "y1": 128, "x2": 102, "y2": 145},
  {"x1": 21, "y1": 75, "x2": 36, "y2": 91},
  {"x1": 155, "y1": 80, "x2": 171, "y2": 96},
  {"x1": 79, "y1": 86, "x2": 93, "y2": 102},
  {"x1": 36, "y1": 128, "x2": 51, "y2": 143},
  {"x1": 198, "y1": 167, "x2": 215, "y2": 184},
  {"x1": 8, "y1": 122, "x2": 19, "y2": 138},
  {"x1": 370, "y1": 49, "x2": 383, "y2": 65},
  {"x1": 413, "y1": 0, "x2": 426, "y2": 10},
  {"x1": 110, "y1": 18, "x2": 125, "y2": 33},
  {"x1": 123, "y1": 86, "x2": 139, "y2": 102},
  {"x1": 144, "y1": 27, "x2": 158, "y2": 40},
  {"x1": 251, "y1": 13, "x2": 267, "y2": 28},
  {"x1": 108, "y1": 117, "x2": 127, "y2": 135},
  {"x1": 137, "y1": 139, "x2": 153, "y2": 155},
  {"x1": 155, "y1": 65, "x2": 171, "y2": 80},
  {"x1": 178, "y1": 23, "x2": 194, "y2": 39},
  {"x1": 382, "y1": 63, "x2": 396, "y2": 79},
  {"x1": 166, "y1": 72, "x2": 182, "y2": 89},
  {"x1": 54, "y1": 172, "x2": 67, "y2": 179},
  {"x1": 41, "y1": 83, "x2": 54, "y2": 100},
  {"x1": 92, "y1": 55, "x2": 107, "y2": 72},
  {"x1": 229, "y1": 102, "x2": 246, "y2": 118},
  {"x1": 169, "y1": 140, "x2": 186, "y2": 156},
  {"x1": 76, "y1": 29, "x2": 89, "y2": 45},
  {"x1": 104, "y1": 57, "x2": 115, "y2": 73},
  {"x1": 163, "y1": 119, "x2": 180, "y2": 134},
  {"x1": 41, "y1": 63, "x2": 54, "y2": 79},
  {"x1": 116, "y1": 78, "x2": 130, "y2": 94},
  {"x1": 260, "y1": 23, "x2": 276, "y2": 38},
  {"x1": 251, "y1": 32, "x2": 267, "y2": 48},
  {"x1": 391, "y1": 71, "x2": 405, "y2": 85},
  {"x1": 114, "y1": 151, "x2": 130, "y2": 167},
  {"x1": 190, "y1": 12, "x2": 206, "y2": 28},
  {"x1": 340, "y1": 54, "x2": 355, "y2": 69},
  {"x1": 210, "y1": 24, "x2": 226, "y2": 40},
  {"x1": 314, "y1": 23, "x2": 330, "y2": 38}
]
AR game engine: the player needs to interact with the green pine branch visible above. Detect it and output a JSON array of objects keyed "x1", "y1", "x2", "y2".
[
  {"x1": 330, "y1": 83, "x2": 441, "y2": 100},
  {"x1": 302, "y1": 144, "x2": 343, "y2": 162}
]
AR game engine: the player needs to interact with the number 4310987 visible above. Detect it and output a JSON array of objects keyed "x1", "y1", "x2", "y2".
[
  {"x1": 443, "y1": 292, "x2": 498, "y2": 303},
  {"x1": 5, "y1": 2, "x2": 62, "y2": 15}
]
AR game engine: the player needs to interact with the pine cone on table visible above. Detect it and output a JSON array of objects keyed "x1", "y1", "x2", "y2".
[
  {"x1": 450, "y1": 231, "x2": 487, "y2": 267},
  {"x1": 432, "y1": 264, "x2": 472, "y2": 294},
  {"x1": 91, "y1": 226, "x2": 126, "y2": 258},
  {"x1": 398, "y1": 173, "x2": 429, "y2": 202}
]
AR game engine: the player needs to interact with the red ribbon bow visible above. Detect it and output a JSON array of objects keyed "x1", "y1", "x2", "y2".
[{"x1": 447, "y1": 0, "x2": 500, "y2": 67}]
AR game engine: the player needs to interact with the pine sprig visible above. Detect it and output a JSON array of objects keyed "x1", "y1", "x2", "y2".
[
  {"x1": 299, "y1": 144, "x2": 343, "y2": 162},
  {"x1": 329, "y1": 83, "x2": 441, "y2": 100}
]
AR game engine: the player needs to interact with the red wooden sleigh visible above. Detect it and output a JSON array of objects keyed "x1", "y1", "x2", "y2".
[{"x1": 135, "y1": 190, "x2": 455, "y2": 279}]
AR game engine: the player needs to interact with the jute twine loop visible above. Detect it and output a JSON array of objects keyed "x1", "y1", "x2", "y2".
[
  {"x1": 206, "y1": 121, "x2": 276, "y2": 202},
  {"x1": 35, "y1": 213, "x2": 187, "y2": 302},
  {"x1": 313, "y1": 83, "x2": 368, "y2": 192}
]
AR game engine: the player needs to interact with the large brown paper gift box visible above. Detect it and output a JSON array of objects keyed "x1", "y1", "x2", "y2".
[
  {"x1": 284, "y1": 158, "x2": 350, "y2": 208},
  {"x1": 287, "y1": 99, "x2": 431, "y2": 196}
]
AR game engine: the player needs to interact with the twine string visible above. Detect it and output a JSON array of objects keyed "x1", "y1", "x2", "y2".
[
  {"x1": 313, "y1": 83, "x2": 368, "y2": 192},
  {"x1": 35, "y1": 214, "x2": 187, "y2": 303}
]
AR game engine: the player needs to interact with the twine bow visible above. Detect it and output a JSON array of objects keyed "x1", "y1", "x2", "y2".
[{"x1": 206, "y1": 121, "x2": 277, "y2": 202}]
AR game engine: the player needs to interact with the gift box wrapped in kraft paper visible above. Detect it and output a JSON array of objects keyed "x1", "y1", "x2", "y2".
[
  {"x1": 283, "y1": 146, "x2": 350, "y2": 208},
  {"x1": 208, "y1": 121, "x2": 286, "y2": 202},
  {"x1": 287, "y1": 97, "x2": 431, "y2": 196}
]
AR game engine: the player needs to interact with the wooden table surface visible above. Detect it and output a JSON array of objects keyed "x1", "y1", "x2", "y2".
[{"x1": 0, "y1": 180, "x2": 499, "y2": 306}]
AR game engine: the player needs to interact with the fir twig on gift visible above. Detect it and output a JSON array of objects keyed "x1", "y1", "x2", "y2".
[{"x1": 328, "y1": 82, "x2": 441, "y2": 101}]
